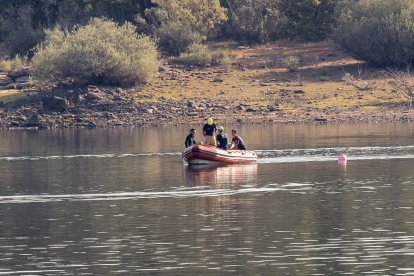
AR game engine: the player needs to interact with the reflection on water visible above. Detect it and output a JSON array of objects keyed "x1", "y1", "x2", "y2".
[
  {"x1": 0, "y1": 124, "x2": 414, "y2": 275},
  {"x1": 184, "y1": 164, "x2": 257, "y2": 187}
]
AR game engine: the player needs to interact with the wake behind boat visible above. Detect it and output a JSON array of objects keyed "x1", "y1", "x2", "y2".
[{"x1": 182, "y1": 144, "x2": 257, "y2": 165}]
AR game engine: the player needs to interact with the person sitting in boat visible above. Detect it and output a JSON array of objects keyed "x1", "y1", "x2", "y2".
[
  {"x1": 185, "y1": 128, "x2": 197, "y2": 148},
  {"x1": 230, "y1": 129, "x2": 247, "y2": 150},
  {"x1": 203, "y1": 118, "x2": 217, "y2": 146},
  {"x1": 216, "y1": 126, "x2": 228, "y2": 150}
]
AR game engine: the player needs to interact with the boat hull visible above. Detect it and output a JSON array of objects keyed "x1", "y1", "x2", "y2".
[{"x1": 182, "y1": 145, "x2": 257, "y2": 165}]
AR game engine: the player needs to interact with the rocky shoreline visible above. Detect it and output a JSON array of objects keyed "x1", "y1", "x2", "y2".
[
  {"x1": 1, "y1": 40, "x2": 414, "y2": 129},
  {"x1": 0, "y1": 83, "x2": 413, "y2": 130}
]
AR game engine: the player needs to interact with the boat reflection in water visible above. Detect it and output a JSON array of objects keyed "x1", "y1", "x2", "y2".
[
  {"x1": 184, "y1": 164, "x2": 258, "y2": 187},
  {"x1": 184, "y1": 164, "x2": 258, "y2": 221}
]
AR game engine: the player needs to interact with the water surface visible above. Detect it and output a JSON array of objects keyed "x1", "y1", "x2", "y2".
[{"x1": 0, "y1": 123, "x2": 414, "y2": 275}]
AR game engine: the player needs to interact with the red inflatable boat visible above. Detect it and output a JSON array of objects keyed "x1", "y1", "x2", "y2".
[{"x1": 182, "y1": 145, "x2": 257, "y2": 165}]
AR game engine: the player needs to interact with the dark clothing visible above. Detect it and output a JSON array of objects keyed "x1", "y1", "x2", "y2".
[
  {"x1": 185, "y1": 134, "x2": 196, "y2": 148},
  {"x1": 232, "y1": 135, "x2": 246, "y2": 150},
  {"x1": 203, "y1": 123, "x2": 217, "y2": 136},
  {"x1": 216, "y1": 133, "x2": 228, "y2": 150}
]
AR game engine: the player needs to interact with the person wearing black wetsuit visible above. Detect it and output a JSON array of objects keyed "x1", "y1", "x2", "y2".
[
  {"x1": 216, "y1": 126, "x2": 228, "y2": 150},
  {"x1": 185, "y1": 129, "x2": 197, "y2": 148},
  {"x1": 230, "y1": 129, "x2": 246, "y2": 150}
]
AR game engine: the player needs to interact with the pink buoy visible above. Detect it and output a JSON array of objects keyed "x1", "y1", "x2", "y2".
[{"x1": 338, "y1": 154, "x2": 347, "y2": 164}]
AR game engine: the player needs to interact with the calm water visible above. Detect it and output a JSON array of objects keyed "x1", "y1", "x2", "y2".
[{"x1": 0, "y1": 124, "x2": 414, "y2": 275}]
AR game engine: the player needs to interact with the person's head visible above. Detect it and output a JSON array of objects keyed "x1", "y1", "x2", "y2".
[
  {"x1": 190, "y1": 128, "x2": 196, "y2": 135},
  {"x1": 231, "y1": 129, "x2": 237, "y2": 137},
  {"x1": 218, "y1": 126, "x2": 224, "y2": 133},
  {"x1": 207, "y1": 118, "x2": 213, "y2": 125}
]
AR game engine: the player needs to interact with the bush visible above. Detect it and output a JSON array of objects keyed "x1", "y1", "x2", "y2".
[
  {"x1": 225, "y1": 0, "x2": 289, "y2": 43},
  {"x1": 283, "y1": 56, "x2": 301, "y2": 72},
  {"x1": 211, "y1": 49, "x2": 234, "y2": 70},
  {"x1": 334, "y1": 0, "x2": 414, "y2": 67},
  {"x1": 180, "y1": 43, "x2": 212, "y2": 67},
  {"x1": 279, "y1": 0, "x2": 337, "y2": 40},
  {"x1": 31, "y1": 18, "x2": 160, "y2": 86},
  {"x1": 179, "y1": 44, "x2": 234, "y2": 68},
  {"x1": 144, "y1": 0, "x2": 227, "y2": 55},
  {"x1": 157, "y1": 21, "x2": 203, "y2": 55}
]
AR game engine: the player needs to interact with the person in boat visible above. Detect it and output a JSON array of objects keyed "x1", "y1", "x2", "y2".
[
  {"x1": 230, "y1": 129, "x2": 247, "y2": 150},
  {"x1": 203, "y1": 117, "x2": 217, "y2": 146},
  {"x1": 185, "y1": 128, "x2": 197, "y2": 148},
  {"x1": 216, "y1": 126, "x2": 228, "y2": 150}
]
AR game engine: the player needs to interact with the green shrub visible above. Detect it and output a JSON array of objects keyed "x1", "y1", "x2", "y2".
[
  {"x1": 211, "y1": 49, "x2": 234, "y2": 70},
  {"x1": 225, "y1": 0, "x2": 288, "y2": 43},
  {"x1": 334, "y1": 0, "x2": 414, "y2": 67},
  {"x1": 157, "y1": 21, "x2": 203, "y2": 55},
  {"x1": 179, "y1": 44, "x2": 234, "y2": 68},
  {"x1": 283, "y1": 56, "x2": 301, "y2": 72},
  {"x1": 0, "y1": 55, "x2": 28, "y2": 72},
  {"x1": 143, "y1": 0, "x2": 227, "y2": 55},
  {"x1": 279, "y1": 0, "x2": 337, "y2": 40},
  {"x1": 180, "y1": 43, "x2": 212, "y2": 67},
  {"x1": 31, "y1": 18, "x2": 160, "y2": 86}
]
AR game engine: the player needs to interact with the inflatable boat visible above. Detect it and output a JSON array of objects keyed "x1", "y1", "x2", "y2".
[{"x1": 182, "y1": 145, "x2": 257, "y2": 165}]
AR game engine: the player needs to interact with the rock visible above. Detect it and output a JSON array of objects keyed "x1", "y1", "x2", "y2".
[
  {"x1": 75, "y1": 115, "x2": 83, "y2": 122},
  {"x1": 7, "y1": 69, "x2": 30, "y2": 80},
  {"x1": 187, "y1": 100, "x2": 196, "y2": 108},
  {"x1": 113, "y1": 95, "x2": 123, "y2": 101},
  {"x1": 294, "y1": 90, "x2": 305, "y2": 94},
  {"x1": 70, "y1": 90, "x2": 83, "y2": 103},
  {"x1": 25, "y1": 114, "x2": 44, "y2": 127},
  {"x1": 0, "y1": 78, "x2": 13, "y2": 86},
  {"x1": 10, "y1": 121, "x2": 20, "y2": 127},
  {"x1": 246, "y1": 107, "x2": 257, "y2": 112},
  {"x1": 115, "y1": 88, "x2": 123, "y2": 94},
  {"x1": 15, "y1": 75, "x2": 31, "y2": 83},
  {"x1": 236, "y1": 118, "x2": 243, "y2": 123},
  {"x1": 0, "y1": 83, "x2": 16, "y2": 90},
  {"x1": 16, "y1": 115, "x2": 27, "y2": 122},
  {"x1": 268, "y1": 106, "x2": 278, "y2": 112},
  {"x1": 15, "y1": 82, "x2": 32, "y2": 90},
  {"x1": 212, "y1": 78, "x2": 224, "y2": 83},
  {"x1": 237, "y1": 105, "x2": 245, "y2": 111},
  {"x1": 315, "y1": 117, "x2": 328, "y2": 122},
  {"x1": 146, "y1": 109, "x2": 154, "y2": 114},
  {"x1": 187, "y1": 111, "x2": 199, "y2": 116},
  {"x1": 87, "y1": 121, "x2": 96, "y2": 128},
  {"x1": 86, "y1": 92, "x2": 105, "y2": 102},
  {"x1": 42, "y1": 96, "x2": 68, "y2": 113},
  {"x1": 260, "y1": 82, "x2": 272, "y2": 86}
]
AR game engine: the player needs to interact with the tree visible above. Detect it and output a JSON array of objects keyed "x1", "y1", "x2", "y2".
[
  {"x1": 334, "y1": 0, "x2": 414, "y2": 67},
  {"x1": 280, "y1": 0, "x2": 337, "y2": 40}
]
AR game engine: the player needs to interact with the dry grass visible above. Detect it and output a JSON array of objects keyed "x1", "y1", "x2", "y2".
[
  {"x1": 0, "y1": 90, "x2": 27, "y2": 103},
  {"x1": 139, "y1": 40, "x2": 407, "y2": 111}
]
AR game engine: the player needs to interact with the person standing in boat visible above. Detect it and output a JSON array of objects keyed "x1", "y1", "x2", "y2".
[
  {"x1": 230, "y1": 129, "x2": 247, "y2": 150},
  {"x1": 216, "y1": 126, "x2": 228, "y2": 150},
  {"x1": 203, "y1": 118, "x2": 217, "y2": 146},
  {"x1": 185, "y1": 128, "x2": 197, "y2": 148}
]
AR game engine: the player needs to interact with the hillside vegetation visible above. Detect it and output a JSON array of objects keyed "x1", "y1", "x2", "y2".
[
  {"x1": 0, "y1": 0, "x2": 413, "y2": 128},
  {"x1": 1, "y1": 0, "x2": 414, "y2": 68}
]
